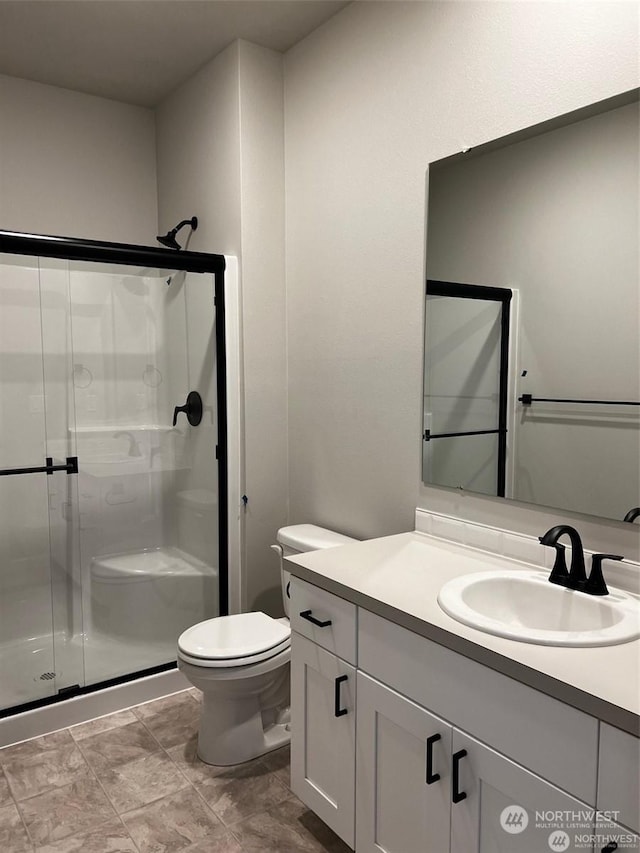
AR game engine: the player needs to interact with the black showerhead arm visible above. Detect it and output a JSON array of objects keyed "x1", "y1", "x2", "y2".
[{"x1": 156, "y1": 216, "x2": 198, "y2": 250}]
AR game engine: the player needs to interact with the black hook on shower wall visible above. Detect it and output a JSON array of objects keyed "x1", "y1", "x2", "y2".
[{"x1": 156, "y1": 216, "x2": 198, "y2": 250}]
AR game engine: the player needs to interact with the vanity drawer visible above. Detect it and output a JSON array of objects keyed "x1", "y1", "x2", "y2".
[
  {"x1": 358, "y1": 609, "x2": 598, "y2": 805},
  {"x1": 290, "y1": 577, "x2": 357, "y2": 665},
  {"x1": 598, "y1": 722, "x2": 640, "y2": 833}
]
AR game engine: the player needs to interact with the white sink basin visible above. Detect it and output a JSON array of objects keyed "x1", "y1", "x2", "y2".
[{"x1": 437, "y1": 570, "x2": 640, "y2": 646}]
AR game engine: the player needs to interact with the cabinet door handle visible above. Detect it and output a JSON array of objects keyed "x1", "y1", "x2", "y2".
[
  {"x1": 299, "y1": 609, "x2": 332, "y2": 628},
  {"x1": 426, "y1": 733, "x2": 441, "y2": 784},
  {"x1": 452, "y1": 749, "x2": 467, "y2": 803},
  {"x1": 602, "y1": 843, "x2": 618, "y2": 852},
  {"x1": 334, "y1": 674, "x2": 348, "y2": 717}
]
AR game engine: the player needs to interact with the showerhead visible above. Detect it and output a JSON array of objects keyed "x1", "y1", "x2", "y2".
[
  {"x1": 157, "y1": 232, "x2": 181, "y2": 250},
  {"x1": 156, "y1": 216, "x2": 198, "y2": 250}
]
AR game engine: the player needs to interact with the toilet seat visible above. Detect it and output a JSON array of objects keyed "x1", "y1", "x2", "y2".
[{"x1": 178, "y1": 612, "x2": 291, "y2": 669}]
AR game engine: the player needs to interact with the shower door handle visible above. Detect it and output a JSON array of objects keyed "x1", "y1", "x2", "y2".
[
  {"x1": 0, "y1": 456, "x2": 78, "y2": 477},
  {"x1": 173, "y1": 391, "x2": 203, "y2": 426}
]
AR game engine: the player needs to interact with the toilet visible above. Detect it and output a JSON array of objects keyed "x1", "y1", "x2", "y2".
[{"x1": 177, "y1": 524, "x2": 356, "y2": 766}]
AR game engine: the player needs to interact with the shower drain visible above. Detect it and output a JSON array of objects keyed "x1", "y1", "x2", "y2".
[{"x1": 37, "y1": 672, "x2": 57, "y2": 681}]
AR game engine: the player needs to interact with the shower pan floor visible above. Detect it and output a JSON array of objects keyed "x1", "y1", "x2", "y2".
[{"x1": 0, "y1": 630, "x2": 178, "y2": 715}]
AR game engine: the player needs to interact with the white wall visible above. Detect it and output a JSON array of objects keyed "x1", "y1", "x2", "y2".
[
  {"x1": 284, "y1": 1, "x2": 640, "y2": 559},
  {"x1": 156, "y1": 41, "x2": 288, "y2": 614},
  {"x1": 0, "y1": 74, "x2": 157, "y2": 243},
  {"x1": 155, "y1": 44, "x2": 242, "y2": 257},
  {"x1": 238, "y1": 42, "x2": 288, "y2": 614}
]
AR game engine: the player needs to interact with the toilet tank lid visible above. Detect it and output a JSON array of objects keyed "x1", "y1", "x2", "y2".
[{"x1": 276, "y1": 524, "x2": 356, "y2": 552}]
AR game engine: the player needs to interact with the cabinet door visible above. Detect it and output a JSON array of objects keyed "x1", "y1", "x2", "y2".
[
  {"x1": 451, "y1": 730, "x2": 596, "y2": 853},
  {"x1": 597, "y1": 723, "x2": 640, "y2": 835},
  {"x1": 356, "y1": 672, "x2": 452, "y2": 853},
  {"x1": 594, "y1": 817, "x2": 640, "y2": 853},
  {"x1": 291, "y1": 632, "x2": 356, "y2": 848}
]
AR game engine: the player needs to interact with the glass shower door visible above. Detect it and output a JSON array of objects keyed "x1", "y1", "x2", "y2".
[
  {"x1": 0, "y1": 257, "x2": 63, "y2": 710},
  {"x1": 68, "y1": 264, "x2": 219, "y2": 686},
  {"x1": 0, "y1": 231, "x2": 226, "y2": 715}
]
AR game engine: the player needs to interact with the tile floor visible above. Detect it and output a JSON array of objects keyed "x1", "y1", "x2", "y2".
[{"x1": 0, "y1": 689, "x2": 350, "y2": 853}]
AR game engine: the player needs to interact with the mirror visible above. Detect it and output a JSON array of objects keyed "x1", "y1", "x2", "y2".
[{"x1": 423, "y1": 90, "x2": 639, "y2": 523}]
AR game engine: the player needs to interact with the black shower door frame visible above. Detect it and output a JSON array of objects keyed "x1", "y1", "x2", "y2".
[{"x1": 0, "y1": 228, "x2": 229, "y2": 713}]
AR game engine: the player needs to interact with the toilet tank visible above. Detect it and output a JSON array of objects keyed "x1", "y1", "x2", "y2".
[{"x1": 274, "y1": 524, "x2": 357, "y2": 617}]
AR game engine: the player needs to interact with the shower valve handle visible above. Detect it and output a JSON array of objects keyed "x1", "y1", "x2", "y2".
[{"x1": 173, "y1": 390, "x2": 203, "y2": 427}]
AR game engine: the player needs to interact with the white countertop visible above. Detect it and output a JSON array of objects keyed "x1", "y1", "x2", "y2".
[{"x1": 286, "y1": 531, "x2": 640, "y2": 736}]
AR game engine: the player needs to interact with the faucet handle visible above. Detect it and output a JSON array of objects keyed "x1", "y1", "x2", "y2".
[
  {"x1": 584, "y1": 554, "x2": 623, "y2": 597},
  {"x1": 172, "y1": 391, "x2": 203, "y2": 427}
]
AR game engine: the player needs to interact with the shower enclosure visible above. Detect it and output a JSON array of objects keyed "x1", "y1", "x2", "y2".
[{"x1": 0, "y1": 230, "x2": 227, "y2": 717}]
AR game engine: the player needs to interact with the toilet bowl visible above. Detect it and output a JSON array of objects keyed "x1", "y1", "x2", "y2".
[{"x1": 177, "y1": 524, "x2": 356, "y2": 766}]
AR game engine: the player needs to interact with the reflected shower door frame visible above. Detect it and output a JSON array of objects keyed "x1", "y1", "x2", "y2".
[{"x1": 423, "y1": 280, "x2": 512, "y2": 497}]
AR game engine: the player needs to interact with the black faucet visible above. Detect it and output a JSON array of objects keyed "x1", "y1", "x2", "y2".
[
  {"x1": 539, "y1": 525, "x2": 623, "y2": 596},
  {"x1": 539, "y1": 525, "x2": 586, "y2": 589}
]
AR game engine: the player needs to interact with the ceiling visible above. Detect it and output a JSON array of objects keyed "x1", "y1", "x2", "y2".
[{"x1": 0, "y1": 0, "x2": 350, "y2": 107}]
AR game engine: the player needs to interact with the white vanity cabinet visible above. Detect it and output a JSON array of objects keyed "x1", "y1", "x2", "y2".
[
  {"x1": 594, "y1": 819, "x2": 640, "y2": 853},
  {"x1": 289, "y1": 576, "x2": 639, "y2": 853},
  {"x1": 290, "y1": 579, "x2": 358, "y2": 847},
  {"x1": 356, "y1": 672, "x2": 452, "y2": 853},
  {"x1": 449, "y1": 729, "x2": 597, "y2": 853},
  {"x1": 356, "y1": 672, "x2": 596, "y2": 853},
  {"x1": 597, "y1": 723, "x2": 640, "y2": 836}
]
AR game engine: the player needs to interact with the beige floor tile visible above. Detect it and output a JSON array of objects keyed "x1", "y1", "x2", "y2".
[
  {"x1": 121, "y1": 786, "x2": 225, "y2": 853},
  {"x1": 77, "y1": 721, "x2": 160, "y2": 773},
  {"x1": 1, "y1": 734, "x2": 89, "y2": 802},
  {"x1": 0, "y1": 731, "x2": 72, "y2": 766},
  {"x1": 261, "y1": 744, "x2": 291, "y2": 788},
  {"x1": 34, "y1": 818, "x2": 137, "y2": 852},
  {"x1": 96, "y1": 749, "x2": 189, "y2": 814},
  {"x1": 229, "y1": 795, "x2": 351, "y2": 853},
  {"x1": 17, "y1": 777, "x2": 115, "y2": 846},
  {"x1": 196, "y1": 759, "x2": 290, "y2": 826},
  {"x1": 68, "y1": 710, "x2": 138, "y2": 742},
  {"x1": 1, "y1": 768, "x2": 14, "y2": 807},
  {"x1": 0, "y1": 802, "x2": 33, "y2": 853},
  {"x1": 134, "y1": 692, "x2": 200, "y2": 749},
  {"x1": 181, "y1": 832, "x2": 243, "y2": 852}
]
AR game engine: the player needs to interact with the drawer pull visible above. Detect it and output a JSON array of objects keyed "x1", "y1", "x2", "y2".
[
  {"x1": 602, "y1": 843, "x2": 618, "y2": 852},
  {"x1": 334, "y1": 674, "x2": 348, "y2": 717},
  {"x1": 426, "y1": 733, "x2": 441, "y2": 784},
  {"x1": 299, "y1": 609, "x2": 332, "y2": 628},
  {"x1": 452, "y1": 749, "x2": 467, "y2": 803}
]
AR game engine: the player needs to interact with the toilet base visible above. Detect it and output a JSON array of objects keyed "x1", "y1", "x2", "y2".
[{"x1": 197, "y1": 692, "x2": 291, "y2": 766}]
